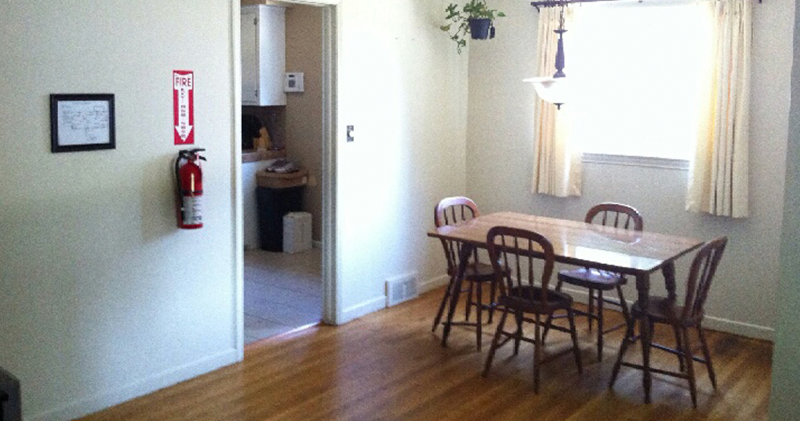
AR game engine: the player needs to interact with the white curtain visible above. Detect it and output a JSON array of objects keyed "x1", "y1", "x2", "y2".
[
  {"x1": 532, "y1": 8, "x2": 581, "y2": 197},
  {"x1": 686, "y1": 0, "x2": 752, "y2": 218}
]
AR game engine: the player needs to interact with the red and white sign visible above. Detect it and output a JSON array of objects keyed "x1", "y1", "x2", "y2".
[{"x1": 173, "y1": 70, "x2": 195, "y2": 145}]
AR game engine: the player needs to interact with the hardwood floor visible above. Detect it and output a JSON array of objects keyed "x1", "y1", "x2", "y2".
[{"x1": 79, "y1": 287, "x2": 772, "y2": 421}]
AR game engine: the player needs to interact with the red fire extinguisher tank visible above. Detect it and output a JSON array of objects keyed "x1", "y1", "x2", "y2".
[{"x1": 175, "y1": 148, "x2": 206, "y2": 229}]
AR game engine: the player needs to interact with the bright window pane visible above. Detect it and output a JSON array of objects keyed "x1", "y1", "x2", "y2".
[{"x1": 568, "y1": 2, "x2": 712, "y2": 160}]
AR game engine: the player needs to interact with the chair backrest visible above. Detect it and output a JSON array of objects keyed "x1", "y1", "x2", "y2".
[
  {"x1": 486, "y1": 226, "x2": 555, "y2": 306},
  {"x1": 585, "y1": 202, "x2": 644, "y2": 232},
  {"x1": 435, "y1": 197, "x2": 481, "y2": 274},
  {"x1": 681, "y1": 236, "x2": 728, "y2": 322},
  {"x1": 435, "y1": 196, "x2": 479, "y2": 228}
]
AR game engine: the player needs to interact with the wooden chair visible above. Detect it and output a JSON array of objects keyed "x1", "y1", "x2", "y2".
[
  {"x1": 610, "y1": 237, "x2": 728, "y2": 408},
  {"x1": 543, "y1": 202, "x2": 643, "y2": 361},
  {"x1": 482, "y1": 226, "x2": 582, "y2": 393},
  {"x1": 431, "y1": 196, "x2": 498, "y2": 351}
]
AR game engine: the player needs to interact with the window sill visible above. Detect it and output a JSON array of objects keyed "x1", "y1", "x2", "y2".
[{"x1": 581, "y1": 153, "x2": 689, "y2": 171}]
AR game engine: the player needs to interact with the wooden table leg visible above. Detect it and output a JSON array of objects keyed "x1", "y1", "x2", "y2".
[
  {"x1": 662, "y1": 262, "x2": 677, "y2": 301},
  {"x1": 441, "y1": 243, "x2": 474, "y2": 347},
  {"x1": 636, "y1": 272, "x2": 652, "y2": 404}
]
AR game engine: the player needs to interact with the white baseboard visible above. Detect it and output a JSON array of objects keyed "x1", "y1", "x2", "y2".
[
  {"x1": 416, "y1": 278, "x2": 773, "y2": 341},
  {"x1": 339, "y1": 295, "x2": 386, "y2": 324},
  {"x1": 420, "y1": 274, "x2": 450, "y2": 294},
  {"x1": 338, "y1": 275, "x2": 449, "y2": 323},
  {"x1": 560, "y1": 285, "x2": 774, "y2": 341},
  {"x1": 702, "y1": 316, "x2": 774, "y2": 341},
  {"x1": 30, "y1": 349, "x2": 240, "y2": 421}
]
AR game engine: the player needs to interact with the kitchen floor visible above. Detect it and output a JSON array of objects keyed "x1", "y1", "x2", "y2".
[{"x1": 244, "y1": 247, "x2": 322, "y2": 344}]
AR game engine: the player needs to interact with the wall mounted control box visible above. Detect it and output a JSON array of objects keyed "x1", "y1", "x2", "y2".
[{"x1": 284, "y1": 72, "x2": 304, "y2": 92}]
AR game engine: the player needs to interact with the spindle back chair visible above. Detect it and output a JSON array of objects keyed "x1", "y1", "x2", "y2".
[{"x1": 482, "y1": 226, "x2": 582, "y2": 392}]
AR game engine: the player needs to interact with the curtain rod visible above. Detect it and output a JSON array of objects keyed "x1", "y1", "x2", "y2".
[
  {"x1": 531, "y1": 0, "x2": 621, "y2": 9},
  {"x1": 530, "y1": 0, "x2": 761, "y2": 11}
]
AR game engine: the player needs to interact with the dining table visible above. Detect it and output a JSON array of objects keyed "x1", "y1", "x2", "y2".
[{"x1": 427, "y1": 211, "x2": 705, "y2": 403}]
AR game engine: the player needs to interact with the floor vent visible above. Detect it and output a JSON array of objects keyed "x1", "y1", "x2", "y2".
[{"x1": 386, "y1": 272, "x2": 419, "y2": 307}]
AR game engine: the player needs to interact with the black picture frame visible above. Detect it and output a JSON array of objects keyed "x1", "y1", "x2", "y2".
[{"x1": 50, "y1": 94, "x2": 115, "y2": 153}]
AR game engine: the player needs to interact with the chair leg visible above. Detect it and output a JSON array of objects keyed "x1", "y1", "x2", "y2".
[
  {"x1": 587, "y1": 288, "x2": 595, "y2": 332},
  {"x1": 488, "y1": 280, "x2": 497, "y2": 324},
  {"x1": 465, "y1": 282, "x2": 474, "y2": 322},
  {"x1": 541, "y1": 311, "x2": 555, "y2": 344},
  {"x1": 482, "y1": 307, "x2": 509, "y2": 378},
  {"x1": 697, "y1": 325, "x2": 717, "y2": 389},
  {"x1": 432, "y1": 274, "x2": 456, "y2": 332},
  {"x1": 476, "y1": 281, "x2": 483, "y2": 352},
  {"x1": 673, "y1": 324, "x2": 686, "y2": 372},
  {"x1": 597, "y1": 290, "x2": 604, "y2": 361},
  {"x1": 542, "y1": 278, "x2": 564, "y2": 343},
  {"x1": 681, "y1": 327, "x2": 698, "y2": 408},
  {"x1": 567, "y1": 308, "x2": 583, "y2": 374},
  {"x1": 610, "y1": 318, "x2": 635, "y2": 388},
  {"x1": 513, "y1": 311, "x2": 524, "y2": 356},
  {"x1": 533, "y1": 313, "x2": 542, "y2": 393},
  {"x1": 649, "y1": 320, "x2": 656, "y2": 346}
]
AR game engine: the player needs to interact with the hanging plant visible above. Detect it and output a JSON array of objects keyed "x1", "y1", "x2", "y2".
[{"x1": 440, "y1": 0, "x2": 506, "y2": 54}]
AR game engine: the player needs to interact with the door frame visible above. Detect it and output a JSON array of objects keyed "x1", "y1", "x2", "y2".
[{"x1": 231, "y1": 0, "x2": 339, "y2": 358}]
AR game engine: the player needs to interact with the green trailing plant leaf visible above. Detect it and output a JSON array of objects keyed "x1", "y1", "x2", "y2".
[{"x1": 440, "y1": 0, "x2": 505, "y2": 54}]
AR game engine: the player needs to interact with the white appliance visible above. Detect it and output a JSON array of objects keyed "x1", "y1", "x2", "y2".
[{"x1": 283, "y1": 212, "x2": 312, "y2": 253}]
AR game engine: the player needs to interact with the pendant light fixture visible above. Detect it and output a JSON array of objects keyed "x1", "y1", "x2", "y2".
[{"x1": 524, "y1": 0, "x2": 569, "y2": 109}]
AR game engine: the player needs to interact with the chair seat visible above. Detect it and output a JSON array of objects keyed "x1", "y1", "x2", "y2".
[
  {"x1": 498, "y1": 285, "x2": 573, "y2": 314},
  {"x1": 558, "y1": 268, "x2": 625, "y2": 290},
  {"x1": 448, "y1": 262, "x2": 500, "y2": 282},
  {"x1": 632, "y1": 296, "x2": 700, "y2": 327}
]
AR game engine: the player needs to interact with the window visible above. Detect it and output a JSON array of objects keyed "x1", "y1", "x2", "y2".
[{"x1": 568, "y1": 2, "x2": 713, "y2": 161}]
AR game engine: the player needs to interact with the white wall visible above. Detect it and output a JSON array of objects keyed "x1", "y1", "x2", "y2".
[
  {"x1": 770, "y1": 0, "x2": 800, "y2": 416},
  {"x1": 286, "y1": 5, "x2": 325, "y2": 242},
  {"x1": 0, "y1": 1, "x2": 239, "y2": 419},
  {"x1": 465, "y1": 0, "x2": 795, "y2": 339},
  {"x1": 335, "y1": 0, "x2": 468, "y2": 321}
]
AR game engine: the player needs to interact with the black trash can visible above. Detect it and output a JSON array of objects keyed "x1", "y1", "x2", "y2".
[
  {"x1": 255, "y1": 167, "x2": 308, "y2": 252},
  {"x1": 256, "y1": 185, "x2": 304, "y2": 251},
  {"x1": 0, "y1": 367, "x2": 21, "y2": 421}
]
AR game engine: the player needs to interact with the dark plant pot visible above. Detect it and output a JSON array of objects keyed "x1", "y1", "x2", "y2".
[{"x1": 468, "y1": 18, "x2": 494, "y2": 40}]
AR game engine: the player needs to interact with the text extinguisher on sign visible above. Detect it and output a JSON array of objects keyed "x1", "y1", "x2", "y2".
[{"x1": 175, "y1": 148, "x2": 206, "y2": 229}]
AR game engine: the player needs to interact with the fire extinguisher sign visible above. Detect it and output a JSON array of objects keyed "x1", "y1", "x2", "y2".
[{"x1": 173, "y1": 70, "x2": 195, "y2": 145}]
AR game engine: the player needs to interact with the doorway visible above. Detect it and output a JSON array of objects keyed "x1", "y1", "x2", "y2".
[{"x1": 235, "y1": 1, "x2": 337, "y2": 347}]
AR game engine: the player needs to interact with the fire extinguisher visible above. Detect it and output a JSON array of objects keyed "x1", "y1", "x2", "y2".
[{"x1": 175, "y1": 148, "x2": 206, "y2": 229}]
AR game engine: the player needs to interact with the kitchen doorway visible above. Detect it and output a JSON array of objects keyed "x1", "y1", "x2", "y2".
[{"x1": 236, "y1": 1, "x2": 337, "y2": 346}]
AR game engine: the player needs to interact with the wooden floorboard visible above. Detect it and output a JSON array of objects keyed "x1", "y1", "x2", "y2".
[{"x1": 79, "y1": 287, "x2": 773, "y2": 421}]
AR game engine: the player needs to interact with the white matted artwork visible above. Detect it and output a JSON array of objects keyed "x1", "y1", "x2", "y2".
[{"x1": 50, "y1": 94, "x2": 115, "y2": 153}]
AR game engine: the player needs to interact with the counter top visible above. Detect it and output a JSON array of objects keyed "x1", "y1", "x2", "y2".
[{"x1": 242, "y1": 149, "x2": 286, "y2": 163}]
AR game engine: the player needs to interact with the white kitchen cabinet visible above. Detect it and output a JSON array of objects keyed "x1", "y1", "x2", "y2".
[{"x1": 241, "y1": 5, "x2": 286, "y2": 106}]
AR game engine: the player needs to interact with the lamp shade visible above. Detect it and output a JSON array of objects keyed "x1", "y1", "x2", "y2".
[{"x1": 523, "y1": 76, "x2": 570, "y2": 106}]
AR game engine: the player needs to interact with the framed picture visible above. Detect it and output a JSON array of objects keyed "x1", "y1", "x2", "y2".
[{"x1": 50, "y1": 94, "x2": 115, "y2": 153}]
